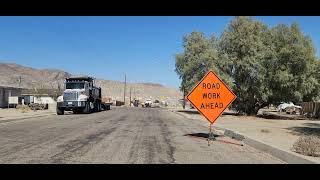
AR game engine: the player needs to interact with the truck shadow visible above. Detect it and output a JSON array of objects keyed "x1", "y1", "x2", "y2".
[
  {"x1": 285, "y1": 123, "x2": 320, "y2": 136},
  {"x1": 61, "y1": 111, "x2": 107, "y2": 115}
]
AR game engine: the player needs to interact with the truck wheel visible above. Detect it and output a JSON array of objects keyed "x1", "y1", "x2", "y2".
[
  {"x1": 98, "y1": 103, "x2": 101, "y2": 112},
  {"x1": 106, "y1": 105, "x2": 111, "y2": 110},
  {"x1": 57, "y1": 107, "x2": 64, "y2": 115},
  {"x1": 93, "y1": 102, "x2": 97, "y2": 112},
  {"x1": 93, "y1": 102, "x2": 100, "y2": 112},
  {"x1": 83, "y1": 102, "x2": 91, "y2": 114},
  {"x1": 73, "y1": 110, "x2": 79, "y2": 114},
  {"x1": 96, "y1": 102, "x2": 101, "y2": 112},
  {"x1": 101, "y1": 104, "x2": 106, "y2": 111}
]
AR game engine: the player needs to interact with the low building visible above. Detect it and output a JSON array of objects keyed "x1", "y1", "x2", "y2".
[{"x1": 0, "y1": 86, "x2": 23, "y2": 108}]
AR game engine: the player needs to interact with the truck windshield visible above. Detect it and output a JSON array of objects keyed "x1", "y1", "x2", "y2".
[{"x1": 66, "y1": 83, "x2": 84, "y2": 89}]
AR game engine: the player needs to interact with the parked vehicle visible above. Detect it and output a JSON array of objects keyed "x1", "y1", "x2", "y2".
[
  {"x1": 144, "y1": 99, "x2": 152, "y2": 107},
  {"x1": 133, "y1": 99, "x2": 139, "y2": 107},
  {"x1": 277, "y1": 102, "x2": 302, "y2": 114},
  {"x1": 152, "y1": 100, "x2": 160, "y2": 108}
]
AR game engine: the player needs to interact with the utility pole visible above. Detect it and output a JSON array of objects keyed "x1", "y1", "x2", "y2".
[
  {"x1": 18, "y1": 76, "x2": 22, "y2": 87},
  {"x1": 129, "y1": 87, "x2": 132, "y2": 107},
  {"x1": 124, "y1": 74, "x2": 126, "y2": 105},
  {"x1": 133, "y1": 87, "x2": 135, "y2": 100}
]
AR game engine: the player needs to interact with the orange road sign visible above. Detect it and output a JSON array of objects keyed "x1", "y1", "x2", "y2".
[{"x1": 186, "y1": 71, "x2": 237, "y2": 124}]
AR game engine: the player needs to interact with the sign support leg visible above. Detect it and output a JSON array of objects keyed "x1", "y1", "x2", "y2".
[
  {"x1": 208, "y1": 123, "x2": 243, "y2": 146},
  {"x1": 207, "y1": 122, "x2": 243, "y2": 147},
  {"x1": 207, "y1": 123, "x2": 215, "y2": 146}
]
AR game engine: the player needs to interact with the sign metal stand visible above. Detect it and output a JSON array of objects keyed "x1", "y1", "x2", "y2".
[
  {"x1": 207, "y1": 122, "x2": 243, "y2": 147},
  {"x1": 207, "y1": 123, "x2": 215, "y2": 146}
]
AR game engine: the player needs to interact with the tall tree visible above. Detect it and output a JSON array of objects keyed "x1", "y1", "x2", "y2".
[
  {"x1": 267, "y1": 23, "x2": 319, "y2": 104},
  {"x1": 175, "y1": 32, "x2": 221, "y2": 94},
  {"x1": 175, "y1": 16, "x2": 320, "y2": 115},
  {"x1": 219, "y1": 16, "x2": 270, "y2": 114}
]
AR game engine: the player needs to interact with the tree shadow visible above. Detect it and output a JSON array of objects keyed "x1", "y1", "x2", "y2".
[
  {"x1": 176, "y1": 110, "x2": 200, "y2": 114},
  {"x1": 221, "y1": 112, "x2": 242, "y2": 116},
  {"x1": 257, "y1": 112, "x2": 307, "y2": 120},
  {"x1": 302, "y1": 123, "x2": 320, "y2": 128},
  {"x1": 286, "y1": 122, "x2": 320, "y2": 136},
  {"x1": 177, "y1": 110, "x2": 240, "y2": 116}
]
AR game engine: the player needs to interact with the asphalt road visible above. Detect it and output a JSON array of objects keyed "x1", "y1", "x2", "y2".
[{"x1": 0, "y1": 107, "x2": 285, "y2": 164}]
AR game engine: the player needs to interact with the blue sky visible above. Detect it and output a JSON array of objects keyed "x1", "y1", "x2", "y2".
[{"x1": 0, "y1": 16, "x2": 319, "y2": 89}]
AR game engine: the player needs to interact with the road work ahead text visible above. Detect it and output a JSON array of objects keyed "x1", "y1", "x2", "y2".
[{"x1": 200, "y1": 82, "x2": 223, "y2": 109}]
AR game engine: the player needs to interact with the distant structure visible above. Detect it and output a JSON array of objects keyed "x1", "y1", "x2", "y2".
[{"x1": 0, "y1": 86, "x2": 24, "y2": 108}]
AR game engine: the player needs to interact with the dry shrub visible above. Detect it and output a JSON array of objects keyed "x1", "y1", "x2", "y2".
[
  {"x1": 16, "y1": 105, "x2": 31, "y2": 113},
  {"x1": 292, "y1": 135, "x2": 320, "y2": 157},
  {"x1": 261, "y1": 129, "x2": 270, "y2": 133}
]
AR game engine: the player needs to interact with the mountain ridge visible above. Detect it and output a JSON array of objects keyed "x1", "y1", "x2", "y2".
[{"x1": 0, "y1": 63, "x2": 182, "y2": 106}]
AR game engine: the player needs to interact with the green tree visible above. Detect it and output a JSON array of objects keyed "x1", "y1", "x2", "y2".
[
  {"x1": 219, "y1": 16, "x2": 270, "y2": 114},
  {"x1": 175, "y1": 32, "x2": 215, "y2": 93},
  {"x1": 267, "y1": 23, "x2": 319, "y2": 104},
  {"x1": 175, "y1": 32, "x2": 231, "y2": 94},
  {"x1": 175, "y1": 16, "x2": 320, "y2": 115}
]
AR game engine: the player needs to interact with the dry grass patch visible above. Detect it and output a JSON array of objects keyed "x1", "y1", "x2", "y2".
[
  {"x1": 260, "y1": 129, "x2": 270, "y2": 133},
  {"x1": 16, "y1": 105, "x2": 31, "y2": 113}
]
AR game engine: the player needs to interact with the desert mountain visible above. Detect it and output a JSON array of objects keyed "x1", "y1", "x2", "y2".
[{"x1": 0, "y1": 63, "x2": 182, "y2": 106}]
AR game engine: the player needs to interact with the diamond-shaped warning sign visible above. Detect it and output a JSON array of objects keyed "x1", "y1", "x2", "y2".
[{"x1": 186, "y1": 71, "x2": 237, "y2": 124}]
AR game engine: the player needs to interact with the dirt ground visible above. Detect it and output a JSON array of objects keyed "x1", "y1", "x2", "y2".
[
  {"x1": 176, "y1": 109, "x2": 320, "y2": 163},
  {"x1": 0, "y1": 108, "x2": 55, "y2": 122}
]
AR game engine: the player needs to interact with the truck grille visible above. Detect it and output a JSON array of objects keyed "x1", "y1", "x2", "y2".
[{"x1": 64, "y1": 92, "x2": 78, "y2": 101}]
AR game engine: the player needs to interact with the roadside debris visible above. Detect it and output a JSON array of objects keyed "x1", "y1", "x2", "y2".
[{"x1": 257, "y1": 111, "x2": 307, "y2": 120}]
